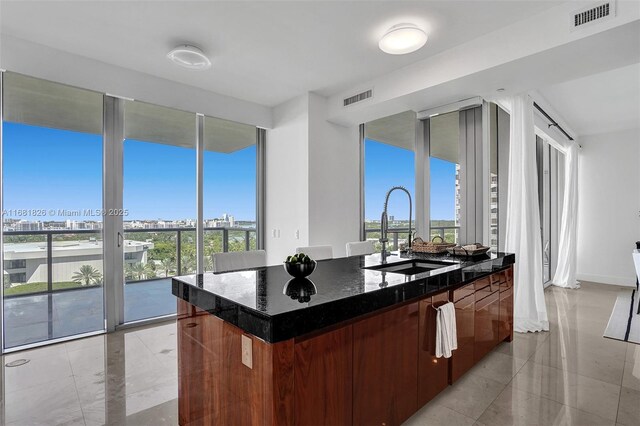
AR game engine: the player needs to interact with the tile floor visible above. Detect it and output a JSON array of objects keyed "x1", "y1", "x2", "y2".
[{"x1": 0, "y1": 281, "x2": 637, "y2": 425}]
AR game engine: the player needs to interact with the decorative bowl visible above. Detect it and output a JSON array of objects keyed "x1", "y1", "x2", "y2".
[
  {"x1": 283, "y1": 277, "x2": 317, "y2": 303},
  {"x1": 283, "y1": 260, "x2": 317, "y2": 278}
]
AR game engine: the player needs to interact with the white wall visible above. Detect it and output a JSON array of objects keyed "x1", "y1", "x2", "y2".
[
  {"x1": 265, "y1": 93, "x2": 359, "y2": 264},
  {"x1": 308, "y1": 93, "x2": 360, "y2": 257},
  {"x1": 577, "y1": 128, "x2": 640, "y2": 286},
  {"x1": 265, "y1": 95, "x2": 310, "y2": 265},
  {"x1": 0, "y1": 35, "x2": 272, "y2": 128}
]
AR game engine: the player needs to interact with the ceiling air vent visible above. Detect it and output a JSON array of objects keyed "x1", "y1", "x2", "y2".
[
  {"x1": 571, "y1": 1, "x2": 615, "y2": 30},
  {"x1": 344, "y1": 89, "x2": 373, "y2": 107}
]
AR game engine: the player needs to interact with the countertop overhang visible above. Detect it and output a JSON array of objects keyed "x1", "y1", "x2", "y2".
[{"x1": 172, "y1": 252, "x2": 515, "y2": 343}]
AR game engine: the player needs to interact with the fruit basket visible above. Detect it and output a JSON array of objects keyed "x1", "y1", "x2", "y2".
[
  {"x1": 446, "y1": 243, "x2": 491, "y2": 257},
  {"x1": 411, "y1": 236, "x2": 456, "y2": 254}
]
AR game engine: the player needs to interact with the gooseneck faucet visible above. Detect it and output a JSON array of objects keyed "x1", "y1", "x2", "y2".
[{"x1": 379, "y1": 186, "x2": 412, "y2": 262}]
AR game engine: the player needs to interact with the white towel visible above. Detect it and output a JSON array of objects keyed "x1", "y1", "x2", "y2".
[{"x1": 435, "y1": 302, "x2": 458, "y2": 358}]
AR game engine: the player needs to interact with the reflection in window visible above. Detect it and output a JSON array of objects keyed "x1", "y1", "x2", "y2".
[
  {"x1": 2, "y1": 72, "x2": 105, "y2": 348},
  {"x1": 363, "y1": 111, "x2": 416, "y2": 252},
  {"x1": 429, "y1": 111, "x2": 459, "y2": 244},
  {"x1": 203, "y1": 116, "x2": 257, "y2": 271},
  {"x1": 123, "y1": 100, "x2": 196, "y2": 322}
]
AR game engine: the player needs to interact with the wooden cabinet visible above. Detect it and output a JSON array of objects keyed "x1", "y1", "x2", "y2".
[
  {"x1": 177, "y1": 299, "x2": 293, "y2": 426},
  {"x1": 353, "y1": 303, "x2": 419, "y2": 426},
  {"x1": 418, "y1": 293, "x2": 450, "y2": 406},
  {"x1": 449, "y1": 283, "x2": 475, "y2": 383},
  {"x1": 294, "y1": 326, "x2": 353, "y2": 426},
  {"x1": 498, "y1": 269, "x2": 514, "y2": 342},
  {"x1": 178, "y1": 300, "x2": 223, "y2": 426},
  {"x1": 177, "y1": 266, "x2": 515, "y2": 426},
  {"x1": 474, "y1": 289, "x2": 500, "y2": 362}
]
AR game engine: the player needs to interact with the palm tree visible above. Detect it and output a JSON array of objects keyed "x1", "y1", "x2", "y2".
[
  {"x1": 126, "y1": 262, "x2": 144, "y2": 281},
  {"x1": 72, "y1": 265, "x2": 103, "y2": 286},
  {"x1": 126, "y1": 262, "x2": 157, "y2": 281},
  {"x1": 180, "y1": 255, "x2": 196, "y2": 275},
  {"x1": 160, "y1": 257, "x2": 175, "y2": 277}
]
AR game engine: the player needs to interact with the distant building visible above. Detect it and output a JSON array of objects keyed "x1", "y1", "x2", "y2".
[
  {"x1": 3, "y1": 239, "x2": 153, "y2": 285},
  {"x1": 14, "y1": 220, "x2": 43, "y2": 232}
]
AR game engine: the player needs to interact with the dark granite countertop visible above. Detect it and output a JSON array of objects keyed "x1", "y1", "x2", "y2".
[{"x1": 172, "y1": 251, "x2": 515, "y2": 343}]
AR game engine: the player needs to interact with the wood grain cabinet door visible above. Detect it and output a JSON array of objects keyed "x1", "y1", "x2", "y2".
[
  {"x1": 418, "y1": 294, "x2": 450, "y2": 407},
  {"x1": 499, "y1": 287, "x2": 514, "y2": 342},
  {"x1": 474, "y1": 290, "x2": 500, "y2": 362},
  {"x1": 353, "y1": 303, "x2": 419, "y2": 426},
  {"x1": 177, "y1": 300, "x2": 223, "y2": 426},
  {"x1": 293, "y1": 326, "x2": 353, "y2": 426},
  {"x1": 450, "y1": 283, "x2": 475, "y2": 383}
]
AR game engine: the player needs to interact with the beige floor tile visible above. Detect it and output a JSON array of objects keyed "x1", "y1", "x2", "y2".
[
  {"x1": 622, "y1": 360, "x2": 640, "y2": 391},
  {"x1": 3, "y1": 349, "x2": 73, "y2": 393},
  {"x1": 124, "y1": 398, "x2": 178, "y2": 425},
  {"x1": 404, "y1": 402, "x2": 476, "y2": 426},
  {"x1": 616, "y1": 387, "x2": 640, "y2": 426},
  {"x1": 431, "y1": 372, "x2": 506, "y2": 420},
  {"x1": 469, "y1": 350, "x2": 528, "y2": 385},
  {"x1": 125, "y1": 377, "x2": 177, "y2": 418},
  {"x1": 477, "y1": 385, "x2": 566, "y2": 425},
  {"x1": 532, "y1": 334, "x2": 625, "y2": 385},
  {"x1": 494, "y1": 331, "x2": 549, "y2": 361},
  {"x1": 477, "y1": 385, "x2": 614, "y2": 426},
  {"x1": 510, "y1": 360, "x2": 621, "y2": 420},
  {"x1": 626, "y1": 343, "x2": 640, "y2": 364},
  {"x1": 4, "y1": 376, "x2": 84, "y2": 425}
]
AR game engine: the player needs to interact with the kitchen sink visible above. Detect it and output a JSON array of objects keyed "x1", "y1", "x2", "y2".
[{"x1": 365, "y1": 260, "x2": 452, "y2": 275}]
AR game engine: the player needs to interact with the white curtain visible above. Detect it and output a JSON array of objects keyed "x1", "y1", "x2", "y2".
[
  {"x1": 552, "y1": 143, "x2": 580, "y2": 288},
  {"x1": 505, "y1": 94, "x2": 549, "y2": 333}
]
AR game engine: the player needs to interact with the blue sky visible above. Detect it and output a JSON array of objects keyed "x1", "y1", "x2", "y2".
[
  {"x1": 364, "y1": 139, "x2": 455, "y2": 221},
  {"x1": 3, "y1": 123, "x2": 256, "y2": 221},
  {"x1": 3, "y1": 124, "x2": 454, "y2": 223}
]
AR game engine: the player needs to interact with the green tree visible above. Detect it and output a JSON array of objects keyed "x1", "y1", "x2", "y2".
[
  {"x1": 126, "y1": 262, "x2": 155, "y2": 281},
  {"x1": 180, "y1": 255, "x2": 196, "y2": 275},
  {"x1": 159, "y1": 257, "x2": 175, "y2": 277},
  {"x1": 72, "y1": 265, "x2": 103, "y2": 286}
]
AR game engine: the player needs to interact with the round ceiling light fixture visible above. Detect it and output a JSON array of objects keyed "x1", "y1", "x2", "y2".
[
  {"x1": 378, "y1": 23, "x2": 428, "y2": 55},
  {"x1": 167, "y1": 45, "x2": 212, "y2": 70}
]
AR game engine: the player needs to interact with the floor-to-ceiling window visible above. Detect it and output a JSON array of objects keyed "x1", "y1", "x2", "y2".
[
  {"x1": 536, "y1": 135, "x2": 562, "y2": 285},
  {"x1": 0, "y1": 71, "x2": 263, "y2": 350},
  {"x1": 1, "y1": 72, "x2": 105, "y2": 349},
  {"x1": 429, "y1": 111, "x2": 460, "y2": 244},
  {"x1": 362, "y1": 112, "x2": 416, "y2": 252},
  {"x1": 203, "y1": 116, "x2": 257, "y2": 271},
  {"x1": 122, "y1": 100, "x2": 196, "y2": 322}
]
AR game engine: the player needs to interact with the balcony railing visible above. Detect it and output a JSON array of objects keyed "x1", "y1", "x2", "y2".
[
  {"x1": 363, "y1": 225, "x2": 460, "y2": 251},
  {"x1": 2, "y1": 226, "x2": 257, "y2": 296}
]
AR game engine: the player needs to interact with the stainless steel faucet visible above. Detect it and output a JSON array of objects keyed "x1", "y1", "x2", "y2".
[{"x1": 379, "y1": 186, "x2": 412, "y2": 262}]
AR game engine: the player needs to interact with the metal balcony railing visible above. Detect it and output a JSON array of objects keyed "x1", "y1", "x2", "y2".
[
  {"x1": 363, "y1": 226, "x2": 460, "y2": 250},
  {"x1": 2, "y1": 226, "x2": 257, "y2": 296}
]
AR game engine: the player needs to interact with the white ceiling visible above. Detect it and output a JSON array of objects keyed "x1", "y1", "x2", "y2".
[
  {"x1": 538, "y1": 63, "x2": 640, "y2": 136},
  {"x1": 0, "y1": 0, "x2": 563, "y2": 107}
]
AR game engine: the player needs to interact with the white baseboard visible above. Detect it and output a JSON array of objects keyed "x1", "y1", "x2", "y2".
[{"x1": 577, "y1": 273, "x2": 636, "y2": 287}]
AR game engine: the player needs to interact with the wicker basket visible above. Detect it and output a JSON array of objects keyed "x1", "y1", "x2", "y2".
[{"x1": 411, "y1": 236, "x2": 456, "y2": 254}]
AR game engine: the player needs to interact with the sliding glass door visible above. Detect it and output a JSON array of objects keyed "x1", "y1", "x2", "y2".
[
  {"x1": 0, "y1": 71, "x2": 263, "y2": 351},
  {"x1": 1, "y1": 72, "x2": 105, "y2": 349},
  {"x1": 536, "y1": 135, "x2": 562, "y2": 285},
  {"x1": 429, "y1": 111, "x2": 460, "y2": 243},
  {"x1": 362, "y1": 111, "x2": 416, "y2": 252},
  {"x1": 203, "y1": 116, "x2": 257, "y2": 270},
  {"x1": 122, "y1": 100, "x2": 196, "y2": 322}
]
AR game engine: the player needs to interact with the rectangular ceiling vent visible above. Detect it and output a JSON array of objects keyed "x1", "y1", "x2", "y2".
[
  {"x1": 343, "y1": 89, "x2": 373, "y2": 107},
  {"x1": 571, "y1": 1, "x2": 615, "y2": 30}
]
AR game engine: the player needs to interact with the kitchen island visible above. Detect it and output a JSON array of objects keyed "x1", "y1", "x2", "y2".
[{"x1": 173, "y1": 252, "x2": 515, "y2": 426}]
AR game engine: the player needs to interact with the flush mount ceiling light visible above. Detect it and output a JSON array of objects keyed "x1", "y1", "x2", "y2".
[
  {"x1": 378, "y1": 23, "x2": 428, "y2": 55},
  {"x1": 167, "y1": 45, "x2": 211, "y2": 70}
]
